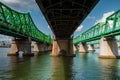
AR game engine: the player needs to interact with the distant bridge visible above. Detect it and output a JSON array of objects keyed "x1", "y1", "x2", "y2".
[
  {"x1": 74, "y1": 10, "x2": 120, "y2": 59},
  {"x1": 0, "y1": 2, "x2": 52, "y2": 44},
  {"x1": 74, "y1": 10, "x2": 120, "y2": 45}
]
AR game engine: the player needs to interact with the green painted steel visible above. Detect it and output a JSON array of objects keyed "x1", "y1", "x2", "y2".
[
  {"x1": 74, "y1": 10, "x2": 120, "y2": 45},
  {"x1": 87, "y1": 38, "x2": 120, "y2": 45},
  {"x1": 87, "y1": 40, "x2": 99, "y2": 45},
  {"x1": 87, "y1": 37, "x2": 120, "y2": 45},
  {"x1": 0, "y1": 2, "x2": 52, "y2": 44}
]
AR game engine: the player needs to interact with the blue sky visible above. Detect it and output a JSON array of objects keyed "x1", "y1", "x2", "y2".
[
  {"x1": 0, "y1": 0, "x2": 120, "y2": 39},
  {"x1": 75, "y1": 0, "x2": 120, "y2": 37}
]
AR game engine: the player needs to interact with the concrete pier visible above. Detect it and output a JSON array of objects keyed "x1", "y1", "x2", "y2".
[
  {"x1": 45, "y1": 44, "x2": 52, "y2": 51},
  {"x1": 33, "y1": 42, "x2": 52, "y2": 55},
  {"x1": 8, "y1": 38, "x2": 34, "y2": 56},
  {"x1": 34, "y1": 42, "x2": 52, "y2": 55},
  {"x1": 73, "y1": 45, "x2": 77, "y2": 51},
  {"x1": 51, "y1": 38, "x2": 75, "y2": 57},
  {"x1": 34, "y1": 42, "x2": 43, "y2": 55},
  {"x1": 99, "y1": 37, "x2": 120, "y2": 59},
  {"x1": 88, "y1": 44, "x2": 95, "y2": 52},
  {"x1": 79, "y1": 42, "x2": 88, "y2": 53}
]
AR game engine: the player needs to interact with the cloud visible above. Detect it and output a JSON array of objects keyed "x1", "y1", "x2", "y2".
[
  {"x1": 108, "y1": 21, "x2": 114, "y2": 28},
  {"x1": 1, "y1": 0, "x2": 19, "y2": 4},
  {"x1": 87, "y1": 16, "x2": 95, "y2": 19},
  {"x1": 94, "y1": 11, "x2": 115, "y2": 25},
  {"x1": 48, "y1": 25, "x2": 50, "y2": 28},
  {"x1": 75, "y1": 25, "x2": 83, "y2": 32},
  {"x1": 1, "y1": 0, "x2": 39, "y2": 12}
]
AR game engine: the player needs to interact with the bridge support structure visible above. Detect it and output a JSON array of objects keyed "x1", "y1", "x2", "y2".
[
  {"x1": 45, "y1": 44, "x2": 52, "y2": 51},
  {"x1": 79, "y1": 42, "x2": 88, "y2": 53},
  {"x1": 8, "y1": 37, "x2": 34, "y2": 56},
  {"x1": 51, "y1": 38, "x2": 75, "y2": 57},
  {"x1": 34, "y1": 42, "x2": 52, "y2": 55},
  {"x1": 34, "y1": 42, "x2": 44, "y2": 55},
  {"x1": 73, "y1": 45, "x2": 77, "y2": 51},
  {"x1": 99, "y1": 37, "x2": 120, "y2": 59},
  {"x1": 88, "y1": 44, "x2": 95, "y2": 52}
]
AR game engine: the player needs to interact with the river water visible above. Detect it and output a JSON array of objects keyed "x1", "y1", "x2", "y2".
[{"x1": 0, "y1": 48, "x2": 120, "y2": 80}]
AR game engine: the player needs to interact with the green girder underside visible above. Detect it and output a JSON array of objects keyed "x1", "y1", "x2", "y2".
[
  {"x1": 74, "y1": 10, "x2": 120, "y2": 45},
  {"x1": 0, "y1": 2, "x2": 52, "y2": 44},
  {"x1": 87, "y1": 40, "x2": 99, "y2": 45}
]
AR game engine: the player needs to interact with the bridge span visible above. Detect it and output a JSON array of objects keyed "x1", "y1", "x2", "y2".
[
  {"x1": 36, "y1": 0, "x2": 99, "y2": 56},
  {"x1": 74, "y1": 10, "x2": 120, "y2": 58},
  {"x1": 0, "y1": 2, "x2": 52, "y2": 56}
]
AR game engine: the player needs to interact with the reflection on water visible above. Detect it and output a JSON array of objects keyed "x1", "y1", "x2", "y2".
[
  {"x1": 99, "y1": 59, "x2": 120, "y2": 80},
  {"x1": 51, "y1": 57, "x2": 73, "y2": 80},
  {"x1": 0, "y1": 48, "x2": 120, "y2": 80},
  {"x1": 10, "y1": 57, "x2": 32, "y2": 79}
]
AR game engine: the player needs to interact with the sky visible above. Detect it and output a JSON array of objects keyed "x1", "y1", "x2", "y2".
[{"x1": 0, "y1": 0, "x2": 120, "y2": 40}]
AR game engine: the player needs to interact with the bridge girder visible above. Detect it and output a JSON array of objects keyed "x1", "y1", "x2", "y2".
[{"x1": 36, "y1": 0, "x2": 99, "y2": 39}]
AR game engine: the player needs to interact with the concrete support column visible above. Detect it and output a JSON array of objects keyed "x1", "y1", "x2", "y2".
[
  {"x1": 8, "y1": 37, "x2": 33, "y2": 56},
  {"x1": 7, "y1": 38, "x2": 19, "y2": 56},
  {"x1": 99, "y1": 37, "x2": 120, "y2": 59},
  {"x1": 88, "y1": 44, "x2": 95, "y2": 52},
  {"x1": 73, "y1": 45, "x2": 77, "y2": 51},
  {"x1": 51, "y1": 38, "x2": 75, "y2": 57},
  {"x1": 79, "y1": 42, "x2": 88, "y2": 53},
  {"x1": 34, "y1": 42, "x2": 43, "y2": 55},
  {"x1": 47, "y1": 44, "x2": 52, "y2": 51},
  {"x1": 75, "y1": 45, "x2": 79, "y2": 51},
  {"x1": 34, "y1": 43, "x2": 52, "y2": 55},
  {"x1": 45, "y1": 44, "x2": 52, "y2": 51}
]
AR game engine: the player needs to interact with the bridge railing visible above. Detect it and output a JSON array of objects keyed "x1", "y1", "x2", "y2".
[
  {"x1": 74, "y1": 10, "x2": 120, "y2": 45},
  {"x1": 0, "y1": 2, "x2": 52, "y2": 44}
]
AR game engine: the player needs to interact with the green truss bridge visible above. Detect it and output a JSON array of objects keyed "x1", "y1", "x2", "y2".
[
  {"x1": 87, "y1": 38, "x2": 120, "y2": 45},
  {"x1": 0, "y1": 2, "x2": 52, "y2": 44},
  {"x1": 74, "y1": 10, "x2": 120, "y2": 59},
  {"x1": 74, "y1": 10, "x2": 120, "y2": 45},
  {"x1": 0, "y1": 2, "x2": 52, "y2": 56}
]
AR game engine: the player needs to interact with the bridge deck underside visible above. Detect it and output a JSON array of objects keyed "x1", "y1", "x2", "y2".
[{"x1": 36, "y1": 0, "x2": 99, "y2": 39}]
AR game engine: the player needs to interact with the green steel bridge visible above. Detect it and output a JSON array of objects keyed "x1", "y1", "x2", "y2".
[
  {"x1": 0, "y1": 2, "x2": 52, "y2": 44},
  {"x1": 87, "y1": 37, "x2": 120, "y2": 45},
  {"x1": 74, "y1": 10, "x2": 120, "y2": 45},
  {"x1": 87, "y1": 40, "x2": 99, "y2": 45}
]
